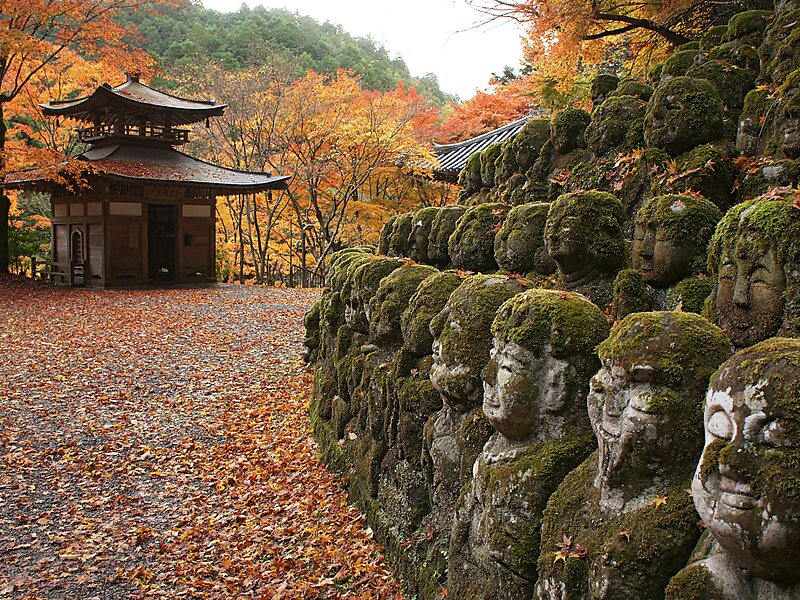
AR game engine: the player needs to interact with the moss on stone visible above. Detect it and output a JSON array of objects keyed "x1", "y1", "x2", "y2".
[
  {"x1": 735, "y1": 160, "x2": 800, "y2": 201},
  {"x1": 665, "y1": 563, "x2": 728, "y2": 600},
  {"x1": 327, "y1": 247, "x2": 373, "y2": 292},
  {"x1": 613, "y1": 269, "x2": 655, "y2": 318},
  {"x1": 481, "y1": 143, "x2": 503, "y2": 188},
  {"x1": 408, "y1": 206, "x2": 442, "y2": 264},
  {"x1": 545, "y1": 190, "x2": 628, "y2": 273},
  {"x1": 494, "y1": 202, "x2": 556, "y2": 275},
  {"x1": 492, "y1": 288, "x2": 610, "y2": 357},
  {"x1": 551, "y1": 108, "x2": 592, "y2": 154},
  {"x1": 457, "y1": 408, "x2": 495, "y2": 479},
  {"x1": 369, "y1": 264, "x2": 439, "y2": 348},
  {"x1": 648, "y1": 62, "x2": 665, "y2": 85},
  {"x1": 586, "y1": 94, "x2": 648, "y2": 155},
  {"x1": 448, "y1": 202, "x2": 510, "y2": 272},
  {"x1": 611, "y1": 78, "x2": 654, "y2": 101},
  {"x1": 401, "y1": 270, "x2": 466, "y2": 357},
  {"x1": 430, "y1": 274, "x2": 534, "y2": 409},
  {"x1": 670, "y1": 145, "x2": 737, "y2": 209},
  {"x1": 591, "y1": 73, "x2": 620, "y2": 107},
  {"x1": 388, "y1": 212, "x2": 415, "y2": 257},
  {"x1": 666, "y1": 276, "x2": 714, "y2": 313},
  {"x1": 644, "y1": 77, "x2": 725, "y2": 155},
  {"x1": 737, "y1": 87, "x2": 776, "y2": 156},
  {"x1": 597, "y1": 311, "x2": 732, "y2": 387},
  {"x1": 662, "y1": 50, "x2": 699, "y2": 78},
  {"x1": 637, "y1": 193, "x2": 723, "y2": 272},
  {"x1": 428, "y1": 205, "x2": 467, "y2": 268},
  {"x1": 726, "y1": 10, "x2": 772, "y2": 45},
  {"x1": 458, "y1": 151, "x2": 485, "y2": 197},
  {"x1": 700, "y1": 25, "x2": 729, "y2": 51},
  {"x1": 759, "y1": 10, "x2": 800, "y2": 85},
  {"x1": 686, "y1": 60, "x2": 756, "y2": 112},
  {"x1": 515, "y1": 118, "x2": 552, "y2": 170},
  {"x1": 379, "y1": 216, "x2": 397, "y2": 255}
]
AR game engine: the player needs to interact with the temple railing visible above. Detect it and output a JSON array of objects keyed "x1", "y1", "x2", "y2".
[{"x1": 78, "y1": 123, "x2": 190, "y2": 144}]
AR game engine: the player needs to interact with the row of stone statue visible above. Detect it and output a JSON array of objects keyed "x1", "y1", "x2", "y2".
[
  {"x1": 378, "y1": 187, "x2": 800, "y2": 350},
  {"x1": 305, "y1": 235, "x2": 799, "y2": 599}
]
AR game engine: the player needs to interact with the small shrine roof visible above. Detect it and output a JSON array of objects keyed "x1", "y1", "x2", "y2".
[
  {"x1": 6, "y1": 144, "x2": 290, "y2": 194},
  {"x1": 40, "y1": 75, "x2": 226, "y2": 126},
  {"x1": 432, "y1": 111, "x2": 548, "y2": 181}
]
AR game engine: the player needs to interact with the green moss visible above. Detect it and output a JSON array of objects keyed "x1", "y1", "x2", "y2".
[
  {"x1": 379, "y1": 216, "x2": 397, "y2": 255},
  {"x1": 494, "y1": 202, "x2": 556, "y2": 275},
  {"x1": 737, "y1": 88, "x2": 776, "y2": 157},
  {"x1": 611, "y1": 78, "x2": 653, "y2": 101},
  {"x1": 686, "y1": 60, "x2": 756, "y2": 111},
  {"x1": 591, "y1": 73, "x2": 620, "y2": 106},
  {"x1": 545, "y1": 190, "x2": 627, "y2": 272},
  {"x1": 736, "y1": 160, "x2": 800, "y2": 201},
  {"x1": 408, "y1": 206, "x2": 442, "y2": 264},
  {"x1": 597, "y1": 311, "x2": 732, "y2": 387},
  {"x1": 448, "y1": 202, "x2": 510, "y2": 272},
  {"x1": 648, "y1": 62, "x2": 665, "y2": 85},
  {"x1": 430, "y1": 274, "x2": 534, "y2": 409},
  {"x1": 586, "y1": 95, "x2": 648, "y2": 155},
  {"x1": 700, "y1": 26, "x2": 729, "y2": 51},
  {"x1": 662, "y1": 50, "x2": 699, "y2": 78},
  {"x1": 481, "y1": 143, "x2": 503, "y2": 188},
  {"x1": 759, "y1": 9, "x2": 800, "y2": 86},
  {"x1": 388, "y1": 212, "x2": 415, "y2": 257},
  {"x1": 708, "y1": 42, "x2": 760, "y2": 73},
  {"x1": 726, "y1": 10, "x2": 771, "y2": 45},
  {"x1": 401, "y1": 270, "x2": 465, "y2": 357},
  {"x1": 428, "y1": 205, "x2": 467, "y2": 268},
  {"x1": 551, "y1": 108, "x2": 592, "y2": 154},
  {"x1": 636, "y1": 194, "x2": 723, "y2": 272},
  {"x1": 514, "y1": 118, "x2": 552, "y2": 170},
  {"x1": 457, "y1": 408, "x2": 495, "y2": 479},
  {"x1": 369, "y1": 264, "x2": 439, "y2": 348},
  {"x1": 327, "y1": 248, "x2": 373, "y2": 292},
  {"x1": 538, "y1": 454, "x2": 702, "y2": 599},
  {"x1": 613, "y1": 269, "x2": 654, "y2": 318},
  {"x1": 665, "y1": 563, "x2": 728, "y2": 600},
  {"x1": 666, "y1": 277, "x2": 714, "y2": 314},
  {"x1": 644, "y1": 76, "x2": 725, "y2": 155},
  {"x1": 492, "y1": 288, "x2": 610, "y2": 357}
]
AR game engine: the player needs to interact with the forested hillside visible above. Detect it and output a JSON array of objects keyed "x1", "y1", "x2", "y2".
[{"x1": 121, "y1": 1, "x2": 455, "y2": 105}]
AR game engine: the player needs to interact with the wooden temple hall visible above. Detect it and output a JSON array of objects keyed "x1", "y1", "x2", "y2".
[{"x1": 6, "y1": 74, "x2": 290, "y2": 287}]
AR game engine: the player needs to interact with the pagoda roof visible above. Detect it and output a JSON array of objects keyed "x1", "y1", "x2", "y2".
[
  {"x1": 6, "y1": 144, "x2": 290, "y2": 194},
  {"x1": 40, "y1": 75, "x2": 226, "y2": 126},
  {"x1": 432, "y1": 111, "x2": 549, "y2": 182}
]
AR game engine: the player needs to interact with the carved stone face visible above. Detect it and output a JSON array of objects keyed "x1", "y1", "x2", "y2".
[
  {"x1": 776, "y1": 88, "x2": 800, "y2": 159},
  {"x1": 693, "y1": 363, "x2": 800, "y2": 581},
  {"x1": 481, "y1": 340, "x2": 569, "y2": 441},
  {"x1": 545, "y1": 213, "x2": 594, "y2": 282},
  {"x1": 632, "y1": 221, "x2": 692, "y2": 288},
  {"x1": 715, "y1": 243, "x2": 786, "y2": 348},
  {"x1": 587, "y1": 363, "x2": 662, "y2": 497},
  {"x1": 345, "y1": 295, "x2": 370, "y2": 334}
]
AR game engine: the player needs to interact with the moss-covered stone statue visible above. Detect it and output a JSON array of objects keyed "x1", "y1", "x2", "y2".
[
  {"x1": 448, "y1": 290, "x2": 609, "y2": 600},
  {"x1": 706, "y1": 194, "x2": 800, "y2": 348},
  {"x1": 591, "y1": 73, "x2": 620, "y2": 107},
  {"x1": 613, "y1": 194, "x2": 722, "y2": 318},
  {"x1": 423, "y1": 274, "x2": 534, "y2": 581},
  {"x1": 494, "y1": 202, "x2": 557, "y2": 277},
  {"x1": 585, "y1": 95, "x2": 647, "y2": 156},
  {"x1": 644, "y1": 76, "x2": 725, "y2": 155},
  {"x1": 667, "y1": 338, "x2": 800, "y2": 599},
  {"x1": 408, "y1": 206, "x2": 442, "y2": 265},
  {"x1": 544, "y1": 190, "x2": 627, "y2": 309},
  {"x1": 344, "y1": 256, "x2": 405, "y2": 335},
  {"x1": 427, "y1": 205, "x2": 467, "y2": 269},
  {"x1": 379, "y1": 215, "x2": 398, "y2": 255},
  {"x1": 535, "y1": 312, "x2": 732, "y2": 600},
  {"x1": 448, "y1": 202, "x2": 511, "y2": 273},
  {"x1": 387, "y1": 212, "x2": 415, "y2": 258}
]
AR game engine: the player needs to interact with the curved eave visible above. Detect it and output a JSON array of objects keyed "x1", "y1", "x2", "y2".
[{"x1": 40, "y1": 84, "x2": 227, "y2": 126}]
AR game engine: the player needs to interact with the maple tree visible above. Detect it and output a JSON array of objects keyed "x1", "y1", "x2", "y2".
[{"x1": 0, "y1": 0, "x2": 169, "y2": 273}]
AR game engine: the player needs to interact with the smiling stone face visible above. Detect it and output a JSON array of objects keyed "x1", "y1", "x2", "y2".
[
  {"x1": 592, "y1": 312, "x2": 732, "y2": 510},
  {"x1": 692, "y1": 338, "x2": 800, "y2": 583},
  {"x1": 708, "y1": 197, "x2": 800, "y2": 348}
]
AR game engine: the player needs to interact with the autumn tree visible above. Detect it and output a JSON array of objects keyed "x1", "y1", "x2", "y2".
[{"x1": 0, "y1": 0, "x2": 168, "y2": 273}]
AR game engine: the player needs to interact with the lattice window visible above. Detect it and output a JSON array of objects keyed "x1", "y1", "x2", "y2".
[{"x1": 109, "y1": 182, "x2": 144, "y2": 197}]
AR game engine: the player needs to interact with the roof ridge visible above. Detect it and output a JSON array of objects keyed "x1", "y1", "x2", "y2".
[{"x1": 114, "y1": 77, "x2": 219, "y2": 107}]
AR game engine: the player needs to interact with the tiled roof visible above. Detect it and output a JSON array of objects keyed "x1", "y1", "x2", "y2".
[
  {"x1": 40, "y1": 75, "x2": 226, "y2": 126},
  {"x1": 6, "y1": 144, "x2": 290, "y2": 193},
  {"x1": 432, "y1": 111, "x2": 548, "y2": 181}
]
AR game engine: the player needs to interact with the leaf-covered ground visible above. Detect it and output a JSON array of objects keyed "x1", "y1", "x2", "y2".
[{"x1": 0, "y1": 276, "x2": 402, "y2": 599}]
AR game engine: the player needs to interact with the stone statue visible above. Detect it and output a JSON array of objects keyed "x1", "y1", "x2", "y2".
[
  {"x1": 613, "y1": 194, "x2": 721, "y2": 319},
  {"x1": 408, "y1": 206, "x2": 442, "y2": 265},
  {"x1": 448, "y1": 289, "x2": 609, "y2": 600},
  {"x1": 423, "y1": 274, "x2": 534, "y2": 584},
  {"x1": 427, "y1": 205, "x2": 467, "y2": 269},
  {"x1": 448, "y1": 203, "x2": 510, "y2": 273},
  {"x1": 544, "y1": 190, "x2": 627, "y2": 308},
  {"x1": 707, "y1": 194, "x2": 800, "y2": 348},
  {"x1": 535, "y1": 312, "x2": 732, "y2": 600},
  {"x1": 494, "y1": 202, "x2": 557, "y2": 278},
  {"x1": 666, "y1": 338, "x2": 800, "y2": 599}
]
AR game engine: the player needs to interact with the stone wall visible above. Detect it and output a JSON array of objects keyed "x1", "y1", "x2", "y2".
[{"x1": 304, "y1": 4, "x2": 800, "y2": 598}]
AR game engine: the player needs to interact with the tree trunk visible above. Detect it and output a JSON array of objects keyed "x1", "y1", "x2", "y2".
[{"x1": 0, "y1": 101, "x2": 9, "y2": 273}]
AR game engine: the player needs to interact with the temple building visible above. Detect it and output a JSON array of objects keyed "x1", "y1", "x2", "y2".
[{"x1": 7, "y1": 74, "x2": 290, "y2": 287}]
